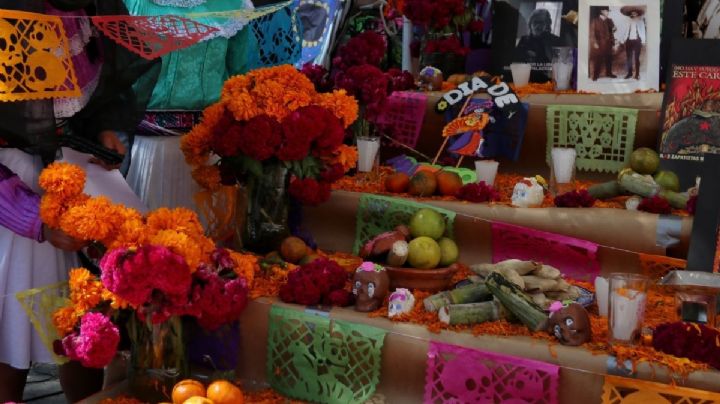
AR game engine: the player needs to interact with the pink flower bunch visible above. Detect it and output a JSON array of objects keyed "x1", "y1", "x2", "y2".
[
  {"x1": 332, "y1": 31, "x2": 386, "y2": 71},
  {"x1": 300, "y1": 63, "x2": 333, "y2": 93},
  {"x1": 61, "y1": 313, "x2": 120, "y2": 368},
  {"x1": 189, "y1": 268, "x2": 249, "y2": 331},
  {"x1": 457, "y1": 181, "x2": 499, "y2": 202},
  {"x1": 100, "y1": 245, "x2": 192, "y2": 323},
  {"x1": 335, "y1": 64, "x2": 390, "y2": 107},
  {"x1": 279, "y1": 258, "x2": 351, "y2": 306},
  {"x1": 386, "y1": 68, "x2": 416, "y2": 93}
]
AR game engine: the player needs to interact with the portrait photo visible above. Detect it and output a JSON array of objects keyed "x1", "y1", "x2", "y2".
[
  {"x1": 685, "y1": 0, "x2": 720, "y2": 39},
  {"x1": 577, "y1": 0, "x2": 660, "y2": 93},
  {"x1": 512, "y1": 0, "x2": 574, "y2": 82}
]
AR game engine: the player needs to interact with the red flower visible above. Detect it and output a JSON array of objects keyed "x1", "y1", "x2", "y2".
[
  {"x1": 469, "y1": 19, "x2": 485, "y2": 33},
  {"x1": 554, "y1": 189, "x2": 596, "y2": 208},
  {"x1": 289, "y1": 177, "x2": 331, "y2": 206},
  {"x1": 333, "y1": 31, "x2": 386, "y2": 71},
  {"x1": 278, "y1": 110, "x2": 315, "y2": 161},
  {"x1": 211, "y1": 120, "x2": 244, "y2": 157},
  {"x1": 320, "y1": 163, "x2": 345, "y2": 183},
  {"x1": 686, "y1": 195, "x2": 697, "y2": 214},
  {"x1": 238, "y1": 114, "x2": 282, "y2": 161},
  {"x1": 313, "y1": 110, "x2": 345, "y2": 154},
  {"x1": 653, "y1": 322, "x2": 720, "y2": 370},
  {"x1": 638, "y1": 195, "x2": 672, "y2": 214},
  {"x1": 335, "y1": 64, "x2": 390, "y2": 106},
  {"x1": 457, "y1": 182, "x2": 499, "y2": 203},
  {"x1": 424, "y1": 36, "x2": 470, "y2": 57},
  {"x1": 326, "y1": 289, "x2": 353, "y2": 306},
  {"x1": 189, "y1": 268, "x2": 248, "y2": 331},
  {"x1": 279, "y1": 258, "x2": 349, "y2": 306},
  {"x1": 300, "y1": 63, "x2": 332, "y2": 92},
  {"x1": 386, "y1": 68, "x2": 415, "y2": 93}
]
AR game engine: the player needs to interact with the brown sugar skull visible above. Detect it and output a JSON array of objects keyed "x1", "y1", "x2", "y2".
[
  {"x1": 548, "y1": 302, "x2": 592, "y2": 346},
  {"x1": 352, "y1": 262, "x2": 389, "y2": 312}
]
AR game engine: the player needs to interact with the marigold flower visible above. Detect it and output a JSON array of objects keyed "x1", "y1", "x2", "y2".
[
  {"x1": 314, "y1": 89, "x2": 359, "y2": 128},
  {"x1": 191, "y1": 165, "x2": 222, "y2": 192},
  {"x1": 59, "y1": 197, "x2": 124, "y2": 242},
  {"x1": 38, "y1": 162, "x2": 86, "y2": 198},
  {"x1": 146, "y1": 207, "x2": 204, "y2": 238}
]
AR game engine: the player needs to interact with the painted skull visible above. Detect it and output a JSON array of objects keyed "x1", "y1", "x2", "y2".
[
  {"x1": 352, "y1": 262, "x2": 390, "y2": 312},
  {"x1": 511, "y1": 177, "x2": 545, "y2": 208},
  {"x1": 548, "y1": 303, "x2": 592, "y2": 346},
  {"x1": 388, "y1": 288, "x2": 415, "y2": 317},
  {"x1": 417, "y1": 66, "x2": 444, "y2": 92}
]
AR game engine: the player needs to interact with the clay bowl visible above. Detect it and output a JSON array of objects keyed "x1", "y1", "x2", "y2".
[{"x1": 385, "y1": 264, "x2": 460, "y2": 292}]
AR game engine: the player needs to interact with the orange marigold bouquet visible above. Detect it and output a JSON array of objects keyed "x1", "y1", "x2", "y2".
[
  {"x1": 38, "y1": 163, "x2": 261, "y2": 370},
  {"x1": 181, "y1": 65, "x2": 359, "y2": 206}
]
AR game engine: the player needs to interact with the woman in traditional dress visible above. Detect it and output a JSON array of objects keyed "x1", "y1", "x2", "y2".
[{"x1": 0, "y1": 0, "x2": 158, "y2": 401}]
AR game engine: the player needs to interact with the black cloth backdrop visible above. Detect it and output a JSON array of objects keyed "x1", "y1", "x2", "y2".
[{"x1": 0, "y1": 0, "x2": 160, "y2": 162}]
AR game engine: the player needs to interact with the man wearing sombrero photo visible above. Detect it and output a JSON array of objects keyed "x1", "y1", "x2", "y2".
[{"x1": 619, "y1": 6, "x2": 646, "y2": 80}]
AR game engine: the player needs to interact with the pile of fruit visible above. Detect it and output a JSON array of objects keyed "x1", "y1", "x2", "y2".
[
  {"x1": 169, "y1": 379, "x2": 244, "y2": 404},
  {"x1": 360, "y1": 208, "x2": 459, "y2": 269},
  {"x1": 385, "y1": 170, "x2": 465, "y2": 197}
]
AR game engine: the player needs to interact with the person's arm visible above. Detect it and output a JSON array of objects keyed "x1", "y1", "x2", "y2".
[
  {"x1": 640, "y1": 20, "x2": 647, "y2": 44},
  {"x1": 0, "y1": 163, "x2": 43, "y2": 241}
]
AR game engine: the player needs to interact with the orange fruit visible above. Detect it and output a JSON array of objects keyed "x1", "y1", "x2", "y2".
[
  {"x1": 384, "y1": 172, "x2": 410, "y2": 193},
  {"x1": 172, "y1": 380, "x2": 206, "y2": 404},
  {"x1": 182, "y1": 397, "x2": 214, "y2": 404},
  {"x1": 408, "y1": 171, "x2": 437, "y2": 197},
  {"x1": 279, "y1": 236, "x2": 308, "y2": 264},
  {"x1": 206, "y1": 380, "x2": 244, "y2": 404},
  {"x1": 435, "y1": 171, "x2": 463, "y2": 196}
]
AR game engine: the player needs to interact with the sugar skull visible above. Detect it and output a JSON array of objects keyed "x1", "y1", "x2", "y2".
[
  {"x1": 352, "y1": 262, "x2": 389, "y2": 312},
  {"x1": 548, "y1": 302, "x2": 592, "y2": 346},
  {"x1": 417, "y1": 66, "x2": 444, "y2": 92},
  {"x1": 511, "y1": 177, "x2": 545, "y2": 208},
  {"x1": 388, "y1": 288, "x2": 415, "y2": 317}
]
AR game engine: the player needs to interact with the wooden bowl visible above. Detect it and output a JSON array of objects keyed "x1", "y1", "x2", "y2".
[{"x1": 385, "y1": 264, "x2": 460, "y2": 292}]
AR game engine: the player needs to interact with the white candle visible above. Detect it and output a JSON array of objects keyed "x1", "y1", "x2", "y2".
[
  {"x1": 357, "y1": 137, "x2": 380, "y2": 172},
  {"x1": 510, "y1": 63, "x2": 531, "y2": 87},
  {"x1": 594, "y1": 276, "x2": 609, "y2": 317},
  {"x1": 551, "y1": 147, "x2": 576, "y2": 184},
  {"x1": 609, "y1": 289, "x2": 647, "y2": 342},
  {"x1": 474, "y1": 160, "x2": 499, "y2": 186},
  {"x1": 552, "y1": 62, "x2": 573, "y2": 91}
]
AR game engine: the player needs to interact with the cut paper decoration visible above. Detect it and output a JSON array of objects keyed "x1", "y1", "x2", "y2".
[
  {"x1": 247, "y1": 4, "x2": 302, "y2": 69},
  {"x1": 16, "y1": 282, "x2": 70, "y2": 364},
  {"x1": 425, "y1": 341, "x2": 560, "y2": 404},
  {"x1": 491, "y1": 221, "x2": 601, "y2": 282},
  {"x1": 638, "y1": 253, "x2": 686, "y2": 281},
  {"x1": 0, "y1": 9, "x2": 80, "y2": 102},
  {"x1": 91, "y1": 15, "x2": 219, "y2": 60},
  {"x1": 266, "y1": 306, "x2": 386, "y2": 404},
  {"x1": 546, "y1": 105, "x2": 638, "y2": 173},
  {"x1": 435, "y1": 75, "x2": 521, "y2": 119},
  {"x1": 602, "y1": 375, "x2": 720, "y2": 404},
  {"x1": 354, "y1": 194, "x2": 456, "y2": 255},
  {"x1": 294, "y1": 0, "x2": 339, "y2": 66},
  {"x1": 374, "y1": 91, "x2": 428, "y2": 149}
]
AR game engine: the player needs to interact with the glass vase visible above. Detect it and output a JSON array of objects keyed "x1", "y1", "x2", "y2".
[
  {"x1": 127, "y1": 315, "x2": 188, "y2": 403},
  {"x1": 239, "y1": 164, "x2": 290, "y2": 254}
]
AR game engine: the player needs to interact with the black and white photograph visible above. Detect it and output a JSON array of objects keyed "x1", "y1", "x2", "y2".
[
  {"x1": 685, "y1": 0, "x2": 720, "y2": 38},
  {"x1": 512, "y1": 0, "x2": 574, "y2": 82},
  {"x1": 578, "y1": 0, "x2": 660, "y2": 93}
]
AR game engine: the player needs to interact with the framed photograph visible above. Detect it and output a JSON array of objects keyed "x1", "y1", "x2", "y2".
[
  {"x1": 685, "y1": 0, "x2": 720, "y2": 39},
  {"x1": 577, "y1": 0, "x2": 660, "y2": 93},
  {"x1": 491, "y1": 0, "x2": 578, "y2": 83}
]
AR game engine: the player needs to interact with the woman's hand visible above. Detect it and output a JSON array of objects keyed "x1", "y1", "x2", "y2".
[
  {"x1": 90, "y1": 130, "x2": 126, "y2": 170},
  {"x1": 42, "y1": 225, "x2": 88, "y2": 251}
]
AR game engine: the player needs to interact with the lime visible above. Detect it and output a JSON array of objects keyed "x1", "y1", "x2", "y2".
[
  {"x1": 630, "y1": 147, "x2": 660, "y2": 175},
  {"x1": 437, "y1": 237, "x2": 459, "y2": 266},
  {"x1": 409, "y1": 208, "x2": 446, "y2": 240},
  {"x1": 654, "y1": 170, "x2": 680, "y2": 192},
  {"x1": 407, "y1": 237, "x2": 441, "y2": 269}
]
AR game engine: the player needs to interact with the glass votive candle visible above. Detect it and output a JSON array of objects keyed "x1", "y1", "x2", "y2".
[
  {"x1": 550, "y1": 147, "x2": 576, "y2": 194},
  {"x1": 509, "y1": 63, "x2": 531, "y2": 87},
  {"x1": 356, "y1": 136, "x2": 380, "y2": 173},
  {"x1": 608, "y1": 273, "x2": 648, "y2": 345},
  {"x1": 594, "y1": 276, "x2": 609, "y2": 317},
  {"x1": 474, "y1": 160, "x2": 499, "y2": 186}
]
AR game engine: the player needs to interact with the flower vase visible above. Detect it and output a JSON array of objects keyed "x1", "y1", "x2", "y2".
[
  {"x1": 187, "y1": 320, "x2": 240, "y2": 382},
  {"x1": 127, "y1": 315, "x2": 187, "y2": 403},
  {"x1": 239, "y1": 164, "x2": 290, "y2": 254}
]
